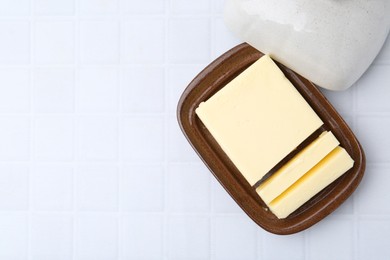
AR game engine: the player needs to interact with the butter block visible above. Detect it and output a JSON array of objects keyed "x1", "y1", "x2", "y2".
[
  {"x1": 268, "y1": 146, "x2": 354, "y2": 219},
  {"x1": 257, "y1": 131, "x2": 339, "y2": 204},
  {"x1": 195, "y1": 55, "x2": 323, "y2": 186}
]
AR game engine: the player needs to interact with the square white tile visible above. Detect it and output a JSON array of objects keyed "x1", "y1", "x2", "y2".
[
  {"x1": 356, "y1": 164, "x2": 390, "y2": 215},
  {"x1": 34, "y1": 21, "x2": 74, "y2": 65},
  {"x1": 358, "y1": 217, "x2": 390, "y2": 260},
  {"x1": 262, "y1": 231, "x2": 304, "y2": 260},
  {"x1": 0, "y1": 164, "x2": 29, "y2": 210},
  {"x1": 122, "y1": 117, "x2": 164, "y2": 162},
  {"x1": 75, "y1": 164, "x2": 118, "y2": 211},
  {"x1": 121, "y1": 67, "x2": 164, "y2": 113},
  {"x1": 121, "y1": 164, "x2": 164, "y2": 211},
  {"x1": 356, "y1": 116, "x2": 390, "y2": 163},
  {"x1": 307, "y1": 216, "x2": 354, "y2": 260},
  {"x1": 120, "y1": 0, "x2": 164, "y2": 14},
  {"x1": 121, "y1": 214, "x2": 163, "y2": 259},
  {"x1": 357, "y1": 65, "x2": 390, "y2": 113},
  {"x1": 33, "y1": 68, "x2": 75, "y2": 113},
  {"x1": 168, "y1": 163, "x2": 210, "y2": 212},
  {"x1": 77, "y1": 67, "x2": 119, "y2": 113},
  {"x1": 0, "y1": 21, "x2": 30, "y2": 64},
  {"x1": 79, "y1": 0, "x2": 118, "y2": 14},
  {"x1": 121, "y1": 19, "x2": 164, "y2": 63},
  {"x1": 0, "y1": 0, "x2": 30, "y2": 15},
  {"x1": 0, "y1": 68, "x2": 30, "y2": 113},
  {"x1": 171, "y1": 0, "x2": 210, "y2": 13},
  {"x1": 77, "y1": 116, "x2": 118, "y2": 161},
  {"x1": 75, "y1": 214, "x2": 118, "y2": 260},
  {"x1": 33, "y1": 0, "x2": 74, "y2": 15},
  {"x1": 214, "y1": 0, "x2": 225, "y2": 13},
  {"x1": 79, "y1": 21, "x2": 119, "y2": 64},
  {"x1": 0, "y1": 117, "x2": 30, "y2": 161},
  {"x1": 214, "y1": 215, "x2": 257, "y2": 260},
  {"x1": 168, "y1": 215, "x2": 210, "y2": 259},
  {"x1": 32, "y1": 164, "x2": 73, "y2": 211},
  {"x1": 33, "y1": 117, "x2": 74, "y2": 161},
  {"x1": 169, "y1": 18, "x2": 210, "y2": 63},
  {"x1": 31, "y1": 214, "x2": 73, "y2": 260},
  {"x1": 0, "y1": 213, "x2": 28, "y2": 259}
]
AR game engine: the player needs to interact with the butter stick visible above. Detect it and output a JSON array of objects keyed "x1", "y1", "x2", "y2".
[
  {"x1": 257, "y1": 131, "x2": 339, "y2": 204},
  {"x1": 268, "y1": 146, "x2": 354, "y2": 219}
]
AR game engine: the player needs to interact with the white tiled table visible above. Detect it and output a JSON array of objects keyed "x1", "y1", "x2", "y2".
[{"x1": 0, "y1": 0, "x2": 389, "y2": 259}]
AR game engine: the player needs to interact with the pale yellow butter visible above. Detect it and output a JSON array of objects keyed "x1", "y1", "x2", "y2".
[
  {"x1": 256, "y1": 131, "x2": 339, "y2": 204},
  {"x1": 268, "y1": 146, "x2": 354, "y2": 219},
  {"x1": 195, "y1": 55, "x2": 323, "y2": 186}
]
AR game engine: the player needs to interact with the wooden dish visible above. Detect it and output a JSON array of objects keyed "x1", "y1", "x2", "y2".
[{"x1": 177, "y1": 43, "x2": 365, "y2": 235}]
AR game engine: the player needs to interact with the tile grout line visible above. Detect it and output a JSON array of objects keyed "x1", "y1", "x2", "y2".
[
  {"x1": 304, "y1": 230, "x2": 309, "y2": 260},
  {"x1": 0, "y1": 112, "x2": 169, "y2": 117},
  {"x1": 5, "y1": 207, "x2": 390, "y2": 216},
  {"x1": 1, "y1": 158, "x2": 388, "y2": 166},
  {"x1": 260, "y1": 230, "x2": 265, "y2": 259},
  {"x1": 257, "y1": 229, "x2": 263, "y2": 260},
  {"x1": 72, "y1": 0, "x2": 79, "y2": 258},
  {"x1": 1, "y1": 210, "x2": 266, "y2": 216},
  {"x1": 0, "y1": 13, "x2": 224, "y2": 20},
  {"x1": 27, "y1": 0, "x2": 34, "y2": 258},
  {"x1": 0, "y1": 63, "x2": 209, "y2": 69},
  {"x1": 117, "y1": 0, "x2": 122, "y2": 258},
  {"x1": 163, "y1": 0, "x2": 171, "y2": 259}
]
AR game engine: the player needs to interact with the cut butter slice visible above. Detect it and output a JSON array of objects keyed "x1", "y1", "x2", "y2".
[
  {"x1": 257, "y1": 131, "x2": 339, "y2": 204},
  {"x1": 195, "y1": 55, "x2": 323, "y2": 186},
  {"x1": 268, "y1": 146, "x2": 354, "y2": 219}
]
